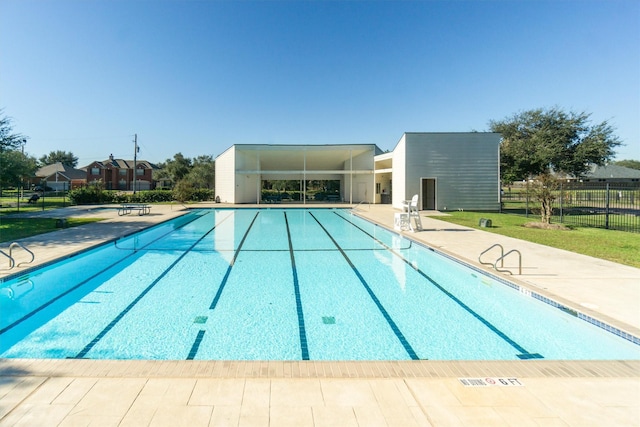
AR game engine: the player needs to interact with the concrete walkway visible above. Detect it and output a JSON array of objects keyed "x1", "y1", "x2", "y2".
[{"x1": 1, "y1": 203, "x2": 639, "y2": 426}]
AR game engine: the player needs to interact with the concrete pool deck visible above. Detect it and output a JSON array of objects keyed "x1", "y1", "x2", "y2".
[{"x1": 1, "y1": 203, "x2": 639, "y2": 426}]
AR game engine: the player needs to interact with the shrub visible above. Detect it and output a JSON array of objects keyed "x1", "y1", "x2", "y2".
[
  {"x1": 131, "y1": 190, "x2": 174, "y2": 203},
  {"x1": 190, "y1": 188, "x2": 214, "y2": 202},
  {"x1": 172, "y1": 181, "x2": 194, "y2": 203},
  {"x1": 68, "y1": 187, "x2": 115, "y2": 204},
  {"x1": 69, "y1": 188, "x2": 210, "y2": 205}
]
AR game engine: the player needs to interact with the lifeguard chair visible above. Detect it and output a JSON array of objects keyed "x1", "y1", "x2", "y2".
[{"x1": 395, "y1": 194, "x2": 422, "y2": 232}]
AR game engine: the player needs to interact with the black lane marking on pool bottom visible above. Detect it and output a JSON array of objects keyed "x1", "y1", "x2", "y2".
[
  {"x1": 309, "y1": 212, "x2": 419, "y2": 360},
  {"x1": 0, "y1": 211, "x2": 209, "y2": 336},
  {"x1": 73, "y1": 216, "x2": 224, "y2": 359},
  {"x1": 187, "y1": 330, "x2": 206, "y2": 360},
  {"x1": 333, "y1": 211, "x2": 541, "y2": 359},
  {"x1": 284, "y1": 212, "x2": 310, "y2": 360},
  {"x1": 208, "y1": 212, "x2": 260, "y2": 310}
]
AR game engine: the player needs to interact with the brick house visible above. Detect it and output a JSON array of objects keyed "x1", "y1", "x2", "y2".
[{"x1": 84, "y1": 154, "x2": 158, "y2": 191}]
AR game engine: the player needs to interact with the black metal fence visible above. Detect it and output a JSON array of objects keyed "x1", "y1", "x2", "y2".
[
  {"x1": 501, "y1": 182, "x2": 640, "y2": 233},
  {"x1": 552, "y1": 182, "x2": 639, "y2": 233}
]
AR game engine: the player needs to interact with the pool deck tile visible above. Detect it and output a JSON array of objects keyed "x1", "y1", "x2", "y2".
[{"x1": 1, "y1": 203, "x2": 639, "y2": 426}]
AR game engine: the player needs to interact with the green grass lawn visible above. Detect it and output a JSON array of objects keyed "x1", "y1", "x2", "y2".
[
  {"x1": 0, "y1": 217, "x2": 104, "y2": 243},
  {"x1": 1, "y1": 195, "x2": 103, "y2": 242},
  {"x1": 428, "y1": 211, "x2": 640, "y2": 268},
  {"x1": 0, "y1": 196, "x2": 72, "y2": 214}
]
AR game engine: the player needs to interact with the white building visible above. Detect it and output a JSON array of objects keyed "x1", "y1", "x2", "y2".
[{"x1": 215, "y1": 132, "x2": 501, "y2": 211}]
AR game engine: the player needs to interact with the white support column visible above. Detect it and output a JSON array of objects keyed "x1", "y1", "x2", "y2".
[
  {"x1": 349, "y1": 150, "x2": 353, "y2": 204},
  {"x1": 256, "y1": 150, "x2": 261, "y2": 204}
]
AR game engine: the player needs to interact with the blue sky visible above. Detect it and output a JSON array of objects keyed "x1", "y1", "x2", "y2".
[{"x1": 1, "y1": 0, "x2": 638, "y2": 166}]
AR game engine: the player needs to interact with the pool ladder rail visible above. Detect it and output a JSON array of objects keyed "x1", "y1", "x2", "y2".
[
  {"x1": 479, "y1": 243, "x2": 522, "y2": 275},
  {"x1": 352, "y1": 200, "x2": 371, "y2": 211},
  {"x1": 0, "y1": 242, "x2": 35, "y2": 271}
]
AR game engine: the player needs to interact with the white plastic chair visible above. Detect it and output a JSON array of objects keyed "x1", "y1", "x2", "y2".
[{"x1": 405, "y1": 194, "x2": 422, "y2": 231}]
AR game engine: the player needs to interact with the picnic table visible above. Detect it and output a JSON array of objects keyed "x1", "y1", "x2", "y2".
[{"x1": 118, "y1": 203, "x2": 152, "y2": 216}]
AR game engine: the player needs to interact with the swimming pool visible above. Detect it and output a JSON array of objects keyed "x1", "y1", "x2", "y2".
[{"x1": 1, "y1": 208, "x2": 639, "y2": 361}]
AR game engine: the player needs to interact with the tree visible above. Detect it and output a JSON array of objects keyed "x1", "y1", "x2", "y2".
[
  {"x1": 0, "y1": 150, "x2": 37, "y2": 192},
  {"x1": 0, "y1": 110, "x2": 34, "y2": 196},
  {"x1": 490, "y1": 107, "x2": 621, "y2": 223},
  {"x1": 0, "y1": 110, "x2": 26, "y2": 153},
  {"x1": 612, "y1": 159, "x2": 640, "y2": 170},
  {"x1": 186, "y1": 155, "x2": 215, "y2": 189},
  {"x1": 39, "y1": 150, "x2": 78, "y2": 167},
  {"x1": 157, "y1": 153, "x2": 192, "y2": 187}
]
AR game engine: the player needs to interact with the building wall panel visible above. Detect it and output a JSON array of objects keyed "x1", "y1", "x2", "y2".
[
  {"x1": 214, "y1": 147, "x2": 236, "y2": 203},
  {"x1": 404, "y1": 133, "x2": 500, "y2": 211},
  {"x1": 391, "y1": 134, "x2": 407, "y2": 208}
]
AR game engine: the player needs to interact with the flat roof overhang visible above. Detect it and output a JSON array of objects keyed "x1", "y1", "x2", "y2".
[
  {"x1": 237, "y1": 170, "x2": 374, "y2": 175},
  {"x1": 234, "y1": 144, "x2": 376, "y2": 173}
]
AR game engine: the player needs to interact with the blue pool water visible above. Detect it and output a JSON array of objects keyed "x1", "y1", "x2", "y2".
[{"x1": 1, "y1": 208, "x2": 639, "y2": 361}]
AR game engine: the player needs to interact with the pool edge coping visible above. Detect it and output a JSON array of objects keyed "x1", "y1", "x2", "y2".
[
  {"x1": 1, "y1": 358, "x2": 638, "y2": 379},
  {"x1": 350, "y1": 210, "x2": 640, "y2": 348}
]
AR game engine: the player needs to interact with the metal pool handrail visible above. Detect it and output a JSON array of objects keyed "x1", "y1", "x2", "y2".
[
  {"x1": 479, "y1": 243, "x2": 522, "y2": 275},
  {"x1": 1, "y1": 242, "x2": 35, "y2": 271},
  {"x1": 10, "y1": 242, "x2": 35, "y2": 268},
  {"x1": 352, "y1": 200, "x2": 370, "y2": 211},
  {"x1": 494, "y1": 249, "x2": 522, "y2": 275},
  {"x1": 479, "y1": 243, "x2": 504, "y2": 267},
  {"x1": 0, "y1": 249, "x2": 15, "y2": 270}
]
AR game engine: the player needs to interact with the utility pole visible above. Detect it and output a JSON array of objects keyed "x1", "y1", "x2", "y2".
[{"x1": 133, "y1": 134, "x2": 138, "y2": 194}]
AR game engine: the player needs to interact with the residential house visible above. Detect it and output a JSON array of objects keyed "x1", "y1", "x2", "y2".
[
  {"x1": 84, "y1": 154, "x2": 157, "y2": 191},
  {"x1": 34, "y1": 163, "x2": 87, "y2": 191},
  {"x1": 581, "y1": 164, "x2": 640, "y2": 183}
]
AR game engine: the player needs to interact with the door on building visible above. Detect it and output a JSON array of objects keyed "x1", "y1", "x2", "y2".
[
  {"x1": 356, "y1": 182, "x2": 367, "y2": 203},
  {"x1": 421, "y1": 178, "x2": 436, "y2": 210}
]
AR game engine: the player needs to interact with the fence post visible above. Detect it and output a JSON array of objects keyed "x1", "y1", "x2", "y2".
[
  {"x1": 559, "y1": 182, "x2": 563, "y2": 223},
  {"x1": 605, "y1": 183, "x2": 610, "y2": 229},
  {"x1": 525, "y1": 180, "x2": 529, "y2": 218}
]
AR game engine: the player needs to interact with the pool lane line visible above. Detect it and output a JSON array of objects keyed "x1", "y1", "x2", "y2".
[
  {"x1": 284, "y1": 212, "x2": 310, "y2": 360},
  {"x1": 73, "y1": 214, "x2": 230, "y2": 359},
  {"x1": 187, "y1": 330, "x2": 206, "y2": 360},
  {"x1": 0, "y1": 211, "x2": 215, "y2": 336},
  {"x1": 309, "y1": 212, "x2": 419, "y2": 360},
  {"x1": 208, "y1": 212, "x2": 260, "y2": 310},
  {"x1": 333, "y1": 211, "x2": 541, "y2": 360}
]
